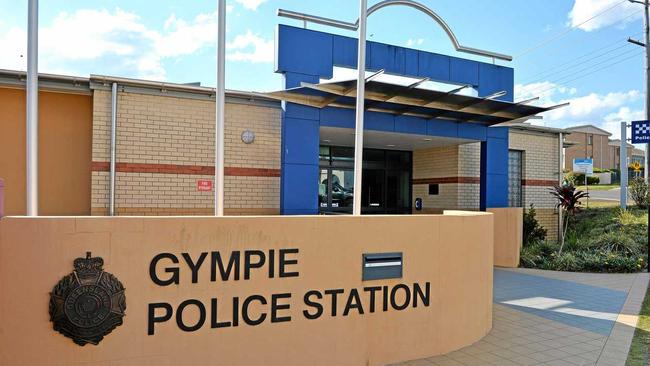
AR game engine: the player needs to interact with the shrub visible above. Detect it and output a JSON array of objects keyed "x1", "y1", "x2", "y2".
[
  {"x1": 629, "y1": 177, "x2": 650, "y2": 208},
  {"x1": 565, "y1": 172, "x2": 600, "y2": 185},
  {"x1": 585, "y1": 232, "x2": 641, "y2": 255},
  {"x1": 523, "y1": 204, "x2": 547, "y2": 246}
]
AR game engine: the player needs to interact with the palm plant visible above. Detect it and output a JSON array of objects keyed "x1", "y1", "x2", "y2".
[{"x1": 549, "y1": 184, "x2": 589, "y2": 255}]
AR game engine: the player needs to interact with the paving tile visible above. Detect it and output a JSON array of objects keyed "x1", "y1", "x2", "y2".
[{"x1": 393, "y1": 269, "x2": 648, "y2": 366}]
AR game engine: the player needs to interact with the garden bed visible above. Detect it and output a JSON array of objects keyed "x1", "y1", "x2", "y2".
[{"x1": 520, "y1": 206, "x2": 648, "y2": 273}]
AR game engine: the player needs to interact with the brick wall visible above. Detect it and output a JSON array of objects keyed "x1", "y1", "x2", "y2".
[
  {"x1": 91, "y1": 88, "x2": 281, "y2": 216},
  {"x1": 411, "y1": 143, "x2": 480, "y2": 213},
  {"x1": 510, "y1": 129, "x2": 560, "y2": 240},
  {"x1": 412, "y1": 130, "x2": 561, "y2": 240}
]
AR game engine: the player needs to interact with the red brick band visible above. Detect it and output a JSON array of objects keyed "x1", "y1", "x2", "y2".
[
  {"x1": 522, "y1": 179, "x2": 557, "y2": 187},
  {"x1": 91, "y1": 162, "x2": 280, "y2": 177},
  {"x1": 413, "y1": 177, "x2": 558, "y2": 187},
  {"x1": 412, "y1": 177, "x2": 480, "y2": 185}
]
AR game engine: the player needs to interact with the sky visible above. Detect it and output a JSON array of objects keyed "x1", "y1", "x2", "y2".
[{"x1": 0, "y1": 0, "x2": 647, "y2": 138}]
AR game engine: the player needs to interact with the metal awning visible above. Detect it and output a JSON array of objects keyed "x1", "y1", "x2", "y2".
[{"x1": 259, "y1": 78, "x2": 566, "y2": 126}]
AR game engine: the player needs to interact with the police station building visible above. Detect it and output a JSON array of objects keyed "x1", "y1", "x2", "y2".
[
  {"x1": 0, "y1": 25, "x2": 564, "y2": 239},
  {"x1": 0, "y1": 7, "x2": 571, "y2": 366}
]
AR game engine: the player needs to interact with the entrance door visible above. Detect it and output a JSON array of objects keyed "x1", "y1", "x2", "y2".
[{"x1": 318, "y1": 146, "x2": 412, "y2": 214}]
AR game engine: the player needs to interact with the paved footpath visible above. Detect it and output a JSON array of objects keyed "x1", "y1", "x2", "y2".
[{"x1": 393, "y1": 268, "x2": 650, "y2": 366}]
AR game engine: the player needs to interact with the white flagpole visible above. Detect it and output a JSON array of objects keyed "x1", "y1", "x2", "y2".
[
  {"x1": 26, "y1": 0, "x2": 39, "y2": 216},
  {"x1": 215, "y1": 0, "x2": 226, "y2": 216},
  {"x1": 352, "y1": 0, "x2": 367, "y2": 216}
]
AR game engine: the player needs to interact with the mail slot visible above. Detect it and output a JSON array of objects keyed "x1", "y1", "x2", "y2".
[{"x1": 362, "y1": 252, "x2": 403, "y2": 281}]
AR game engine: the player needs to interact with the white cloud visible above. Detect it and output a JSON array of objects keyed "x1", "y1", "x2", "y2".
[
  {"x1": 0, "y1": 8, "x2": 238, "y2": 80},
  {"x1": 515, "y1": 80, "x2": 642, "y2": 136},
  {"x1": 406, "y1": 38, "x2": 424, "y2": 47},
  {"x1": 568, "y1": 0, "x2": 642, "y2": 32},
  {"x1": 235, "y1": 0, "x2": 267, "y2": 11},
  {"x1": 226, "y1": 30, "x2": 274, "y2": 63},
  {"x1": 602, "y1": 107, "x2": 645, "y2": 140}
]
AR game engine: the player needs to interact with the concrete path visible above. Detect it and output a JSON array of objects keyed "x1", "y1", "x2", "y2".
[{"x1": 393, "y1": 268, "x2": 650, "y2": 366}]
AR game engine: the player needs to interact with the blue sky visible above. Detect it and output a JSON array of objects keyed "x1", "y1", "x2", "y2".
[{"x1": 0, "y1": 0, "x2": 646, "y2": 137}]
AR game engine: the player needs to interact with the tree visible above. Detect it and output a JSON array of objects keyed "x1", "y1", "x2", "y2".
[{"x1": 549, "y1": 184, "x2": 589, "y2": 254}]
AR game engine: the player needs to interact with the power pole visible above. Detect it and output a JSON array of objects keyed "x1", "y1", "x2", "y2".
[{"x1": 628, "y1": 0, "x2": 650, "y2": 182}]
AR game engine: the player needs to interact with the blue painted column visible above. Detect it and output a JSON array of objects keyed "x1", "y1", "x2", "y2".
[
  {"x1": 480, "y1": 127, "x2": 509, "y2": 210},
  {"x1": 280, "y1": 72, "x2": 321, "y2": 214}
]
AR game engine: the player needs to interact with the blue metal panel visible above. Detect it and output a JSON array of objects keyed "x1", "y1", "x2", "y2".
[
  {"x1": 332, "y1": 35, "x2": 358, "y2": 68},
  {"x1": 484, "y1": 137, "x2": 508, "y2": 175},
  {"x1": 366, "y1": 111, "x2": 395, "y2": 131},
  {"x1": 281, "y1": 164, "x2": 319, "y2": 214},
  {"x1": 284, "y1": 72, "x2": 320, "y2": 88},
  {"x1": 450, "y1": 57, "x2": 479, "y2": 86},
  {"x1": 417, "y1": 51, "x2": 450, "y2": 82},
  {"x1": 370, "y1": 43, "x2": 405, "y2": 74},
  {"x1": 404, "y1": 48, "x2": 419, "y2": 76},
  {"x1": 487, "y1": 126, "x2": 509, "y2": 139},
  {"x1": 395, "y1": 115, "x2": 427, "y2": 135},
  {"x1": 458, "y1": 123, "x2": 487, "y2": 141},
  {"x1": 320, "y1": 107, "x2": 355, "y2": 128},
  {"x1": 427, "y1": 119, "x2": 459, "y2": 138},
  {"x1": 478, "y1": 63, "x2": 514, "y2": 102},
  {"x1": 277, "y1": 25, "x2": 333, "y2": 78},
  {"x1": 283, "y1": 117, "x2": 320, "y2": 165},
  {"x1": 285, "y1": 103, "x2": 320, "y2": 121},
  {"x1": 480, "y1": 136, "x2": 509, "y2": 210}
]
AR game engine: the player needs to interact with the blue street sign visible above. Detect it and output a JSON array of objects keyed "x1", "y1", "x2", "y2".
[{"x1": 632, "y1": 120, "x2": 650, "y2": 143}]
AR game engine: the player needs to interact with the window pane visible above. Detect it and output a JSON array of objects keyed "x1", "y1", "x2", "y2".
[
  {"x1": 331, "y1": 169, "x2": 354, "y2": 208},
  {"x1": 319, "y1": 169, "x2": 329, "y2": 208},
  {"x1": 508, "y1": 150, "x2": 522, "y2": 207}
]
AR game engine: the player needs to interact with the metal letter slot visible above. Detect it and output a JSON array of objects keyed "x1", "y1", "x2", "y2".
[{"x1": 362, "y1": 252, "x2": 403, "y2": 281}]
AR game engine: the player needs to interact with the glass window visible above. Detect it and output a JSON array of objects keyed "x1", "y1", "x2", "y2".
[
  {"x1": 508, "y1": 150, "x2": 523, "y2": 207},
  {"x1": 330, "y1": 169, "x2": 354, "y2": 208},
  {"x1": 319, "y1": 169, "x2": 328, "y2": 208},
  {"x1": 588, "y1": 135, "x2": 593, "y2": 145}
]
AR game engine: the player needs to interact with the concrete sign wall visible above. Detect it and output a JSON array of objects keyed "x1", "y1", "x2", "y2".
[{"x1": 0, "y1": 214, "x2": 493, "y2": 365}]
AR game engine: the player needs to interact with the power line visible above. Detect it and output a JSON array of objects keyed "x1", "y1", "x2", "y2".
[
  {"x1": 519, "y1": 32, "x2": 643, "y2": 84},
  {"x1": 527, "y1": 50, "x2": 644, "y2": 98},
  {"x1": 515, "y1": 0, "x2": 633, "y2": 58},
  {"x1": 523, "y1": 45, "x2": 642, "y2": 89}
]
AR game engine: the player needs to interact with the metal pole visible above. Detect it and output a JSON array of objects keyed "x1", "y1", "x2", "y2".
[
  {"x1": 26, "y1": 0, "x2": 38, "y2": 216},
  {"x1": 621, "y1": 122, "x2": 628, "y2": 210},
  {"x1": 643, "y1": 0, "x2": 650, "y2": 183},
  {"x1": 558, "y1": 132, "x2": 564, "y2": 243},
  {"x1": 215, "y1": 0, "x2": 226, "y2": 216},
  {"x1": 109, "y1": 83, "x2": 118, "y2": 216},
  {"x1": 352, "y1": 0, "x2": 368, "y2": 216}
]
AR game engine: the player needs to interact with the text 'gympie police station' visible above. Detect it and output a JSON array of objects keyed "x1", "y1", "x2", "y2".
[{"x1": 147, "y1": 249, "x2": 431, "y2": 334}]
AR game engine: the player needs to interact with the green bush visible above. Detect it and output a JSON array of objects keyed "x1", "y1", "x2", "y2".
[
  {"x1": 585, "y1": 232, "x2": 641, "y2": 255},
  {"x1": 523, "y1": 204, "x2": 547, "y2": 246},
  {"x1": 565, "y1": 171, "x2": 600, "y2": 185},
  {"x1": 629, "y1": 177, "x2": 650, "y2": 208}
]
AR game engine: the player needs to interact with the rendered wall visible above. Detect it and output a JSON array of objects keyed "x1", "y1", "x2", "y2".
[
  {"x1": 0, "y1": 213, "x2": 493, "y2": 366},
  {"x1": 489, "y1": 207, "x2": 523, "y2": 268},
  {"x1": 0, "y1": 87, "x2": 92, "y2": 216}
]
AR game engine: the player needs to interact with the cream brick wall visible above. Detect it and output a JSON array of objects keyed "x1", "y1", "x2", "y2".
[
  {"x1": 412, "y1": 143, "x2": 480, "y2": 211},
  {"x1": 510, "y1": 129, "x2": 560, "y2": 240},
  {"x1": 91, "y1": 89, "x2": 281, "y2": 215}
]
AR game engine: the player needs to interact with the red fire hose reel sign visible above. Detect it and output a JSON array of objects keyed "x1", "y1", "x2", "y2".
[{"x1": 197, "y1": 180, "x2": 213, "y2": 192}]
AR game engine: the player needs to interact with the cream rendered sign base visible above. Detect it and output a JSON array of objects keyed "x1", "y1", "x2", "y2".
[{"x1": 0, "y1": 213, "x2": 493, "y2": 366}]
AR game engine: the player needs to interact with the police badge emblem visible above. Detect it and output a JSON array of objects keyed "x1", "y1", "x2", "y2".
[{"x1": 49, "y1": 252, "x2": 126, "y2": 346}]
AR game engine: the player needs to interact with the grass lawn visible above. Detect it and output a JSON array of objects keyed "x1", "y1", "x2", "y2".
[
  {"x1": 626, "y1": 283, "x2": 650, "y2": 365},
  {"x1": 577, "y1": 184, "x2": 620, "y2": 191}
]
